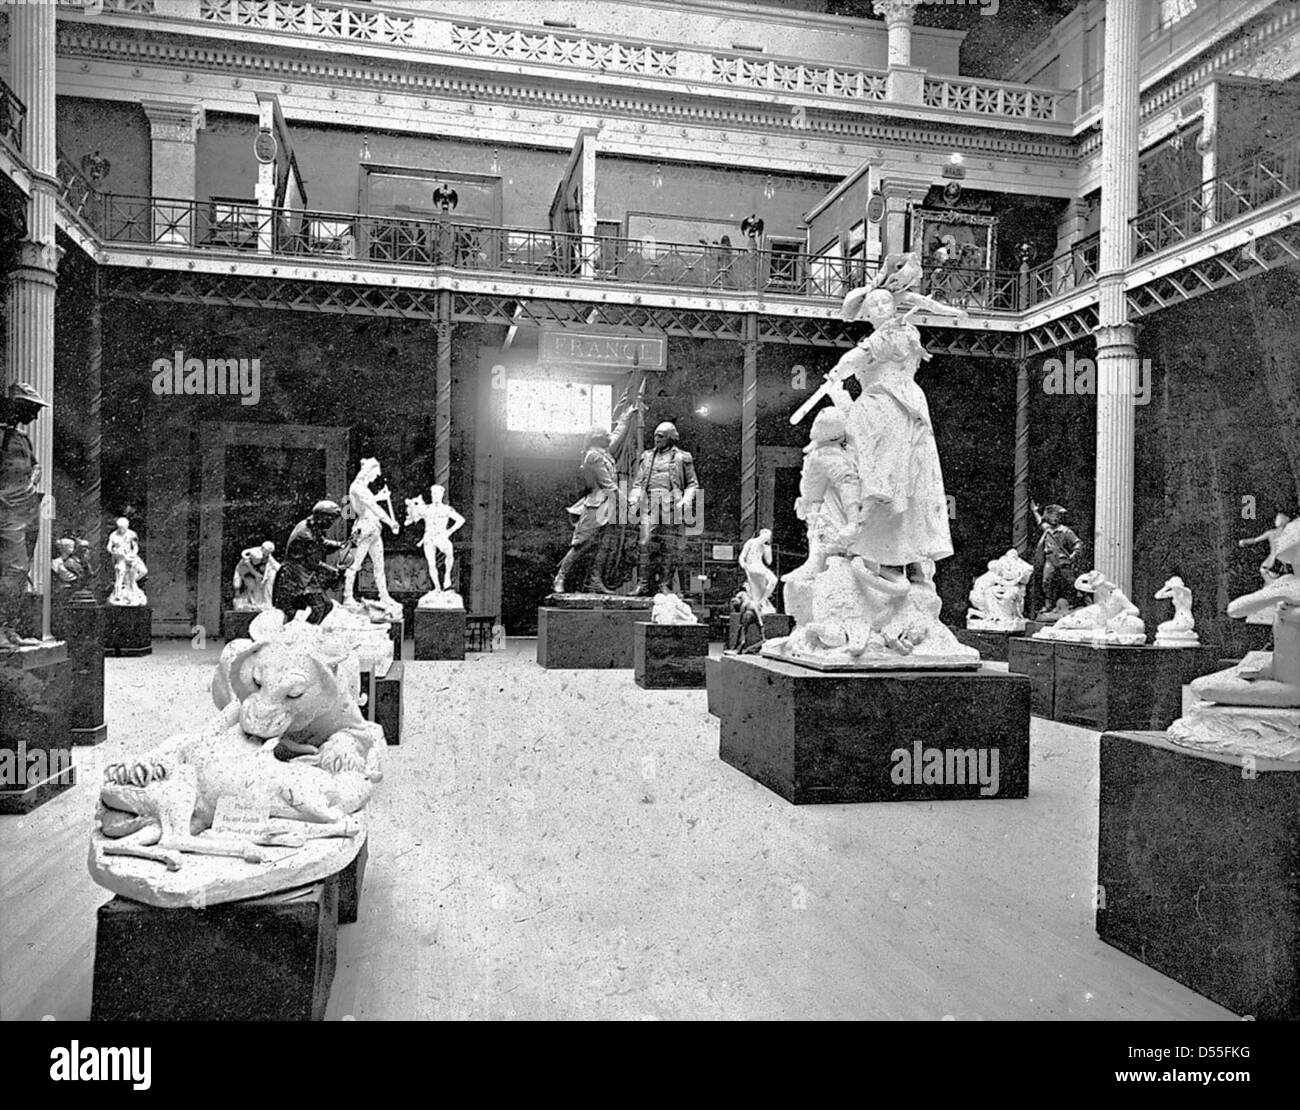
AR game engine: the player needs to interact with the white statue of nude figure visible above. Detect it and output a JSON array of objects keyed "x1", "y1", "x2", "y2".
[
  {"x1": 404, "y1": 483, "x2": 465, "y2": 609},
  {"x1": 1168, "y1": 519, "x2": 1300, "y2": 762},
  {"x1": 343, "y1": 457, "x2": 402, "y2": 621},
  {"x1": 1031, "y1": 569, "x2": 1146, "y2": 645},
  {"x1": 966, "y1": 549, "x2": 1034, "y2": 631},
  {"x1": 1153, "y1": 575, "x2": 1199, "y2": 646},
  {"x1": 107, "y1": 516, "x2": 148, "y2": 606},
  {"x1": 738, "y1": 529, "x2": 777, "y2": 615}
]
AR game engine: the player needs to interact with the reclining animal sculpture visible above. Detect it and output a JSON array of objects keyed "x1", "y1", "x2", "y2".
[{"x1": 1031, "y1": 569, "x2": 1146, "y2": 645}]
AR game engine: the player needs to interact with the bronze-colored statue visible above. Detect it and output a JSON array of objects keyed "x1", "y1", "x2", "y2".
[
  {"x1": 1032, "y1": 501, "x2": 1082, "y2": 618},
  {"x1": 271, "y1": 500, "x2": 347, "y2": 624},
  {"x1": 0, "y1": 382, "x2": 48, "y2": 650},
  {"x1": 553, "y1": 383, "x2": 643, "y2": 594},
  {"x1": 629, "y1": 420, "x2": 699, "y2": 596}
]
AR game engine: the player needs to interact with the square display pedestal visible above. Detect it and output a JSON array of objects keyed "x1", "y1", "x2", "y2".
[
  {"x1": 64, "y1": 600, "x2": 107, "y2": 746},
  {"x1": 91, "y1": 878, "x2": 338, "y2": 1021},
  {"x1": 1097, "y1": 730, "x2": 1300, "y2": 1020},
  {"x1": 634, "y1": 622, "x2": 709, "y2": 689},
  {"x1": 414, "y1": 607, "x2": 465, "y2": 660},
  {"x1": 954, "y1": 626, "x2": 1015, "y2": 662},
  {"x1": 1006, "y1": 637, "x2": 1055, "y2": 717},
  {"x1": 357, "y1": 662, "x2": 403, "y2": 745},
  {"x1": 103, "y1": 605, "x2": 152, "y2": 657},
  {"x1": 536, "y1": 600, "x2": 652, "y2": 669},
  {"x1": 715, "y1": 654, "x2": 1029, "y2": 804},
  {"x1": 0, "y1": 642, "x2": 75, "y2": 815},
  {"x1": 222, "y1": 609, "x2": 257, "y2": 641},
  {"x1": 726, "y1": 612, "x2": 793, "y2": 652}
]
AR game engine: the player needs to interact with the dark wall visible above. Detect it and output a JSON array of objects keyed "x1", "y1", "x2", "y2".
[{"x1": 57, "y1": 96, "x2": 151, "y2": 199}]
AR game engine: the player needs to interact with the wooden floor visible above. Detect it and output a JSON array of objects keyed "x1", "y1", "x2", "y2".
[{"x1": 1, "y1": 639, "x2": 1233, "y2": 1021}]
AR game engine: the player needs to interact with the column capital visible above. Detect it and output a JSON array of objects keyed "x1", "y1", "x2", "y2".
[
  {"x1": 141, "y1": 100, "x2": 206, "y2": 143},
  {"x1": 872, "y1": 0, "x2": 920, "y2": 28},
  {"x1": 1094, "y1": 323, "x2": 1136, "y2": 352},
  {"x1": 879, "y1": 174, "x2": 932, "y2": 202},
  {"x1": 11, "y1": 238, "x2": 63, "y2": 278}
]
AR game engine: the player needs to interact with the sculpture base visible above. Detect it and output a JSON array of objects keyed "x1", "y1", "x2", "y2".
[
  {"x1": 103, "y1": 604, "x2": 152, "y2": 657},
  {"x1": 965, "y1": 617, "x2": 1026, "y2": 633},
  {"x1": 91, "y1": 878, "x2": 339, "y2": 1021},
  {"x1": 0, "y1": 642, "x2": 75, "y2": 815},
  {"x1": 372, "y1": 660, "x2": 404, "y2": 746},
  {"x1": 1009, "y1": 639, "x2": 1219, "y2": 730},
  {"x1": 1097, "y1": 730, "x2": 1300, "y2": 1020},
  {"x1": 715, "y1": 654, "x2": 1029, "y2": 804},
  {"x1": 1031, "y1": 628, "x2": 1147, "y2": 646},
  {"x1": 1153, "y1": 630, "x2": 1200, "y2": 647},
  {"x1": 953, "y1": 626, "x2": 1012, "y2": 662},
  {"x1": 337, "y1": 838, "x2": 368, "y2": 925},
  {"x1": 1168, "y1": 696, "x2": 1300, "y2": 764},
  {"x1": 536, "y1": 604, "x2": 648, "y2": 669},
  {"x1": 222, "y1": 608, "x2": 259, "y2": 641},
  {"x1": 417, "y1": 590, "x2": 464, "y2": 610},
  {"x1": 65, "y1": 600, "x2": 107, "y2": 746},
  {"x1": 726, "y1": 612, "x2": 793, "y2": 653},
  {"x1": 413, "y1": 607, "x2": 465, "y2": 660},
  {"x1": 634, "y1": 622, "x2": 709, "y2": 689}
]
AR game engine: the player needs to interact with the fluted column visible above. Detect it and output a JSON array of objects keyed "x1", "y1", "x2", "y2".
[
  {"x1": 740, "y1": 314, "x2": 758, "y2": 540},
  {"x1": 434, "y1": 289, "x2": 452, "y2": 492},
  {"x1": 1012, "y1": 358, "x2": 1030, "y2": 555},
  {"x1": 6, "y1": 1, "x2": 58, "y2": 641},
  {"x1": 1093, "y1": 0, "x2": 1141, "y2": 595},
  {"x1": 82, "y1": 291, "x2": 103, "y2": 550}
]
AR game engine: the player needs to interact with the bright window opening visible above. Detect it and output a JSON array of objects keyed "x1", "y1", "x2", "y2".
[{"x1": 505, "y1": 379, "x2": 613, "y2": 436}]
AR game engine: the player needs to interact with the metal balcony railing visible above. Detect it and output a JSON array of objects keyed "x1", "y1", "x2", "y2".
[
  {"x1": 0, "y1": 78, "x2": 26, "y2": 156},
  {"x1": 1130, "y1": 134, "x2": 1300, "y2": 258},
  {"x1": 1025, "y1": 234, "x2": 1099, "y2": 306}
]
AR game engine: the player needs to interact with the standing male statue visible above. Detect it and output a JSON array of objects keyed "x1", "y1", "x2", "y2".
[
  {"x1": 1032, "y1": 501, "x2": 1083, "y2": 617},
  {"x1": 552, "y1": 383, "x2": 643, "y2": 594},
  {"x1": 629, "y1": 421, "x2": 699, "y2": 597},
  {"x1": 343, "y1": 457, "x2": 402, "y2": 618},
  {"x1": 0, "y1": 383, "x2": 48, "y2": 650}
]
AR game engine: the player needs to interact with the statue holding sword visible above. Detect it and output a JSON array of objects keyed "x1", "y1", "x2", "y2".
[{"x1": 342, "y1": 456, "x2": 403, "y2": 620}]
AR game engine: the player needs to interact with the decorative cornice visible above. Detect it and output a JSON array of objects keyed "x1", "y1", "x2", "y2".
[
  {"x1": 140, "y1": 98, "x2": 205, "y2": 142},
  {"x1": 55, "y1": 27, "x2": 1080, "y2": 162}
]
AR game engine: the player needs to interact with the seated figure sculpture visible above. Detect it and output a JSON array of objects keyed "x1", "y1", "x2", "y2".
[
  {"x1": 107, "y1": 516, "x2": 148, "y2": 606},
  {"x1": 89, "y1": 607, "x2": 385, "y2": 906},
  {"x1": 231, "y1": 541, "x2": 279, "y2": 611},
  {"x1": 651, "y1": 589, "x2": 698, "y2": 625},
  {"x1": 966, "y1": 548, "x2": 1034, "y2": 631},
  {"x1": 1168, "y1": 519, "x2": 1300, "y2": 762},
  {"x1": 1153, "y1": 575, "x2": 1199, "y2": 646},
  {"x1": 1031, "y1": 569, "x2": 1146, "y2": 645}
]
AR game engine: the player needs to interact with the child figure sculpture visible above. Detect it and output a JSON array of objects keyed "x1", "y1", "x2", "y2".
[{"x1": 107, "y1": 517, "x2": 148, "y2": 606}]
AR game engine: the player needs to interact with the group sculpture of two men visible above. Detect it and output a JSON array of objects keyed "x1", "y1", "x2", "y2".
[{"x1": 552, "y1": 383, "x2": 699, "y2": 598}]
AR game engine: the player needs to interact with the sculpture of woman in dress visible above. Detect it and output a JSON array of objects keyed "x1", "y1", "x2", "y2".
[
  {"x1": 738, "y1": 528, "x2": 777, "y2": 614},
  {"x1": 404, "y1": 484, "x2": 465, "y2": 608}
]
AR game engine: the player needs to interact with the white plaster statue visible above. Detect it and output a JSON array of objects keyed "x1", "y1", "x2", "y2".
[
  {"x1": 404, "y1": 483, "x2": 465, "y2": 610},
  {"x1": 88, "y1": 606, "x2": 385, "y2": 907},
  {"x1": 1168, "y1": 519, "x2": 1300, "y2": 762},
  {"x1": 738, "y1": 528, "x2": 777, "y2": 615},
  {"x1": 764, "y1": 254, "x2": 978, "y2": 669},
  {"x1": 231, "y1": 541, "x2": 279, "y2": 612},
  {"x1": 342, "y1": 457, "x2": 402, "y2": 621},
  {"x1": 966, "y1": 548, "x2": 1034, "y2": 631},
  {"x1": 651, "y1": 590, "x2": 698, "y2": 625},
  {"x1": 1030, "y1": 569, "x2": 1146, "y2": 645},
  {"x1": 1153, "y1": 575, "x2": 1199, "y2": 646},
  {"x1": 107, "y1": 516, "x2": 148, "y2": 606},
  {"x1": 1239, "y1": 512, "x2": 1293, "y2": 583}
]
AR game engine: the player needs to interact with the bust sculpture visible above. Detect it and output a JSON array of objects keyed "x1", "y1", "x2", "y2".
[
  {"x1": 762, "y1": 255, "x2": 977, "y2": 669},
  {"x1": 51, "y1": 536, "x2": 96, "y2": 598},
  {"x1": 738, "y1": 528, "x2": 777, "y2": 615},
  {"x1": 342, "y1": 457, "x2": 402, "y2": 621},
  {"x1": 107, "y1": 516, "x2": 148, "y2": 606},
  {"x1": 1167, "y1": 519, "x2": 1300, "y2": 762},
  {"x1": 966, "y1": 548, "x2": 1035, "y2": 631},
  {"x1": 1031, "y1": 569, "x2": 1146, "y2": 645},
  {"x1": 231, "y1": 541, "x2": 279, "y2": 612},
  {"x1": 1153, "y1": 575, "x2": 1199, "y2": 646},
  {"x1": 650, "y1": 590, "x2": 698, "y2": 625},
  {"x1": 404, "y1": 484, "x2": 465, "y2": 609}
]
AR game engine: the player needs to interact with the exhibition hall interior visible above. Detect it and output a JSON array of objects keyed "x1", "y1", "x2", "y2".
[{"x1": 2, "y1": 0, "x2": 1299, "y2": 1024}]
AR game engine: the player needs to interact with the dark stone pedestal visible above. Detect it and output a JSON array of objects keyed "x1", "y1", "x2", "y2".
[
  {"x1": 374, "y1": 661, "x2": 403, "y2": 745},
  {"x1": 537, "y1": 601, "x2": 652, "y2": 668},
  {"x1": 103, "y1": 605, "x2": 152, "y2": 657},
  {"x1": 715, "y1": 654, "x2": 1029, "y2": 804},
  {"x1": 0, "y1": 642, "x2": 75, "y2": 815},
  {"x1": 1007, "y1": 637, "x2": 1055, "y2": 717},
  {"x1": 92, "y1": 878, "x2": 339, "y2": 1021},
  {"x1": 63, "y1": 599, "x2": 107, "y2": 746},
  {"x1": 706, "y1": 656, "x2": 725, "y2": 717},
  {"x1": 222, "y1": 609, "x2": 257, "y2": 641},
  {"x1": 337, "y1": 839, "x2": 368, "y2": 925},
  {"x1": 1097, "y1": 731, "x2": 1300, "y2": 1020},
  {"x1": 1010, "y1": 639, "x2": 1219, "y2": 730},
  {"x1": 726, "y1": 612, "x2": 794, "y2": 652},
  {"x1": 386, "y1": 617, "x2": 404, "y2": 657},
  {"x1": 414, "y1": 607, "x2": 465, "y2": 661},
  {"x1": 953, "y1": 626, "x2": 1014, "y2": 662},
  {"x1": 634, "y1": 622, "x2": 709, "y2": 689}
]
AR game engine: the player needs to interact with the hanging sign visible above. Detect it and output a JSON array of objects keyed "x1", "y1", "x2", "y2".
[{"x1": 538, "y1": 327, "x2": 666, "y2": 371}]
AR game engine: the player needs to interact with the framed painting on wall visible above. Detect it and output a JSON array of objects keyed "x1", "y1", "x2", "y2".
[{"x1": 909, "y1": 208, "x2": 998, "y2": 273}]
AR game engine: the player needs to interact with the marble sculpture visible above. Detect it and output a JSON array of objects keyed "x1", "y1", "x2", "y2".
[
  {"x1": 1153, "y1": 575, "x2": 1199, "y2": 646},
  {"x1": 651, "y1": 590, "x2": 698, "y2": 625},
  {"x1": 405, "y1": 484, "x2": 465, "y2": 609},
  {"x1": 232, "y1": 541, "x2": 279, "y2": 611},
  {"x1": 342, "y1": 457, "x2": 403, "y2": 621},
  {"x1": 1030, "y1": 569, "x2": 1146, "y2": 645},
  {"x1": 107, "y1": 516, "x2": 148, "y2": 607},
  {"x1": 738, "y1": 528, "x2": 777, "y2": 615},
  {"x1": 966, "y1": 548, "x2": 1035, "y2": 631}
]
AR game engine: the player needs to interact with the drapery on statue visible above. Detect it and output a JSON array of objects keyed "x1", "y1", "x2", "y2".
[
  {"x1": 765, "y1": 252, "x2": 977, "y2": 669},
  {"x1": 107, "y1": 516, "x2": 148, "y2": 607},
  {"x1": 404, "y1": 483, "x2": 466, "y2": 608},
  {"x1": 231, "y1": 541, "x2": 279, "y2": 611},
  {"x1": 0, "y1": 383, "x2": 47, "y2": 649},
  {"x1": 342, "y1": 457, "x2": 402, "y2": 620},
  {"x1": 553, "y1": 380, "x2": 645, "y2": 595}
]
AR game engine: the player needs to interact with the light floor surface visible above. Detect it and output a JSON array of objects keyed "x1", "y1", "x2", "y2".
[{"x1": 1, "y1": 638, "x2": 1234, "y2": 1021}]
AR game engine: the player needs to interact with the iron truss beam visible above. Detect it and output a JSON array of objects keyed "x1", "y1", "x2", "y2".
[
  {"x1": 451, "y1": 294, "x2": 747, "y2": 341},
  {"x1": 1021, "y1": 305, "x2": 1100, "y2": 355},
  {"x1": 921, "y1": 327, "x2": 1021, "y2": 360},
  {"x1": 1126, "y1": 220, "x2": 1300, "y2": 318}
]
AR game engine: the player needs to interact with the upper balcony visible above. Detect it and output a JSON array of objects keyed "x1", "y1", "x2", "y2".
[{"x1": 0, "y1": 75, "x2": 26, "y2": 159}]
